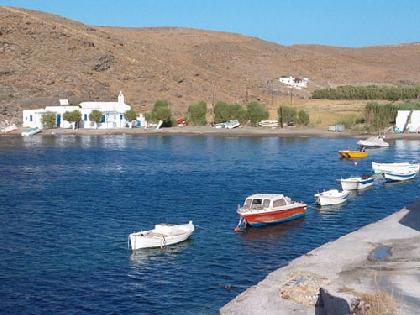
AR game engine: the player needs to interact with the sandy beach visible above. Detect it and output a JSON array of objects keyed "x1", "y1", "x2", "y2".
[{"x1": 3, "y1": 126, "x2": 420, "y2": 139}]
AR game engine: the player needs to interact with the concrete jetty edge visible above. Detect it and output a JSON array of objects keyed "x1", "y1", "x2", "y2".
[{"x1": 221, "y1": 200, "x2": 420, "y2": 315}]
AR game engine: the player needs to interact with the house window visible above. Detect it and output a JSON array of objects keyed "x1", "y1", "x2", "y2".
[
  {"x1": 101, "y1": 115, "x2": 105, "y2": 123},
  {"x1": 30, "y1": 115, "x2": 33, "y2": 122},
  {"x1": 84, "y1": 114, "x2": 88, "y2": 121},
  {"x1": 120, "y1": 114, "x2": 123, "y2": 120}
]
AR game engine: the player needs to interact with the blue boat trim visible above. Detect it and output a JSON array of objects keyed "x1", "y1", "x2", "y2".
[{"x1": 247, "y1": 213, "x2": 305, "y2": 227}]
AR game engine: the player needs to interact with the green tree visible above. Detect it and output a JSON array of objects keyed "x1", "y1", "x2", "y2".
[
  {"x1": 278, "y1": 106, "x2": 297, "y2": 127},
  {"x1": 214, "y1": 101, "x2": 231, "y2": 124},
  {"x1": 247, "y1": 101, "x2": 268, "y2": 126},
  {"x1": 297, "y1": 109, "x2": 310, "y2": 126},
  {"x1": 41, "y1": 111, "x2": 56, "y2": 129},
  {"x1": 89, "y1": 109, "x2": 103, "y2": 129},
  {"x1": 124, "y1": 109, "x2": 137, "y2": 122},
  {"x1": 188, "y1": 101, "x2": 207, "y2": 126},
  {"x1": 152, "y1": 100, "x2": 172, "y2": 126},
  {"x1": 63, "y1": 110, "x2": 82, "y2": 129},
  {"x1": 229, "y1": 104, "x2": 248, "y2": 125}
]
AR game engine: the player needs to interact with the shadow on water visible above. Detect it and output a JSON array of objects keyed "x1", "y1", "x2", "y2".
[{"x1": 239, "y1": 218, "x2": 305, "y2": 241}]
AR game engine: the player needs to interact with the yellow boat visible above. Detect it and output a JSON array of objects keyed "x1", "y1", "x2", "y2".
[{"x1": 339, "y1": 150, "x2": 368, "y2": 159}]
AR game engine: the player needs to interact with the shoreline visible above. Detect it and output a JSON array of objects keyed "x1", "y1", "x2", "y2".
[
  {"x1": 221, "y1": 200, "x2": 420, "y2": 314},
  {"x1": 3, "y1": 126, "x2": 420, "y2": 139}
]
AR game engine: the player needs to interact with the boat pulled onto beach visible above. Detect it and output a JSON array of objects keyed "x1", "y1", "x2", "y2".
[
  {"x1": 128, "y1": 221, "x2": 194, "y2": 250},
  {"x1": 235, "y1": 194, "x2": 307, "y2": 230}
]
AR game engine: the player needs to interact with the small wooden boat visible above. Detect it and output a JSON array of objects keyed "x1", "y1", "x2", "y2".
[
  {"x1": 315, "y1": 189, "x2": 350, "y2": 206},
  {"x1": 357, "y1": 136, "x2": 389, "y2": 148},
  {"x1": 128, "y1": 221, "x2": 194, "y2": 250},
  {"x1": 236, "y1": 194, "x2": 307, "y2": 230},
  {"x1": 339, "y1": 150, "x2": 368, "y2": 159},
  {"x1": 21, "y1": 127, "x2": 41, "y2": 136},
  {"x1": 384, "y1": 170, "x2": 417, "y2": 182},
  {"x1": 339, "y1": 176, "x2": 374, "y2": 190},
  {"x1": 372, "y1": 162, "x2": 419, "y2": 174}
]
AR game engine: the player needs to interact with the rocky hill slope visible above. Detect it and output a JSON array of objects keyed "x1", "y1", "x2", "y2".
[{"x1": 1, "y1": 6, "x2": 420, "y2": 123}]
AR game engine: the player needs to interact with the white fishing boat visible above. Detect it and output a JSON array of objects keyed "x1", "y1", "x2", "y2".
[
  {"x1": 1, "y1": 124, "x2": 17, "y2": 133},
  {"x1": 315, "y1": 189, "x2": 350, "y2": 206},
  {"x1": 128, "y1": 221, "x2": 194, "y2": 250},
  {"x1": 384, "y1": 170, "x2": 417, "y2": 182},
  {"x1": 372, "y1": 162, "x2": 419, "y2": 174},
  {"x1": 258, "y1": 120, "x2": 278, "y2": 128},
  {"x1": 21, "y1": 127, "x2": 41, "y2": 136},
  {"x1": 214, "y1": 120, "x2": 240, "y2": 129},
  {"x1": 339, "y1": 176, "x2": 374, "y2": 190},
  {"x1": 357, "y1": 136, "x2": 389, "y2": 148}
]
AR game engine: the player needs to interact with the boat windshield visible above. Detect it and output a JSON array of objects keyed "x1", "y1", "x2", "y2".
[
  {"x1": 250, "y1": 199, "x2": 264, "y2": 210},
  {"x1": 244, "y1": 199, "x2": 252, "y2": 209},
  {"x1": 273, "y1": 199, "x2": 286, "y2": 207}
]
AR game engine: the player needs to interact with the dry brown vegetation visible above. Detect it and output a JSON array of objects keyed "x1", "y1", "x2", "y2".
[{"x1": 1, "y1": 6, "x2": 420, "y2": 124}]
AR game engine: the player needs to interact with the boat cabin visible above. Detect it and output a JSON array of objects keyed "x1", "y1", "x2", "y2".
[{"x1": 242, "y1": 194, "x2": 292, "y2": 210}]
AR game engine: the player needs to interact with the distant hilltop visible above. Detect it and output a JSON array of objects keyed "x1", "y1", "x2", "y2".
[{"x1": 1, "y1": 6, "x2": 420, "y2": 123}]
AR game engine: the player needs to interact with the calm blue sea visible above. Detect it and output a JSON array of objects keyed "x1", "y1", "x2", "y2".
[{"x1": 0, "y1": 135, "x2": 418, "y2": 314}]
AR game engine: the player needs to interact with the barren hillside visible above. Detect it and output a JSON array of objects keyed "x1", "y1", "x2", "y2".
[{"x1": 1, "y1": 6, "x2": 420, "y2": 123}]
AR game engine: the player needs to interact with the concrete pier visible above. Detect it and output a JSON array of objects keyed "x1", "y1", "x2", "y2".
[{"x1": 221, "y1": 201, "x2": 420, "y2": 314}]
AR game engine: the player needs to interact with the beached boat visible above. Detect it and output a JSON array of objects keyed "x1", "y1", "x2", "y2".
[
  {"x1": 357, "y1": 136, "x2": 389, "y2": 148},
  {"x1": 315, "y1": 189, "x2": 350, "y2": 206},
  {"x1": 21, "y1": 127, "x2": 41, "y2": 137},
  {"x1": 236, "y1": 194, "x2": 307, "y2": 230},
  {"x1": 128, "y1": 221, "x2": 194, "y2": 250},
  {"x1": 258, "y1": 120, "x2": 278, "y2": 127},
  {"x1": 339, "y1": 176, "x2": 374, "y2": 190},
  {"x1": 383, "y1": 170, "x2": 417, "y2": 182},
  {"x1": 372, "y1": 162, "x2": 419, "y2": 174},
  {"x1": 1, "y1": 124, "x2": 17, "y2": 133},
  {"x1": 339, "y1": 150, "x2": 368, "y2": 159},
  {"x1": 214, "y1": 120, "x2": 240, "y2": 129}
]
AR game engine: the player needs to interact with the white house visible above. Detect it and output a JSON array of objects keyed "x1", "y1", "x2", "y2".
[
  {"x1": 79, "y1": 91, "x2": 131, "y2": 129},
  {"x1": 279, "y1": 76, "x2": 309, "y2": 89},
  {"x1": 395, "y1": 110, "x2": 420, "y2": 133},
  {"x1": 22, "y1": 92, "x2": 135, "y2": 129}
]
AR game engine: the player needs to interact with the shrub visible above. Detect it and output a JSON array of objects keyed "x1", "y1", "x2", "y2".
[
  {"x1": 297, "y1": 109, "x2": 310, "y2": 126},
  {"x1": 124, "y1": 109, "x2": 137, "y2": 122},
  {"x1": 63, "y1": 110, "x2": 82, "y2": 128},
  {"x1": 151, "y1": 100, "x2": 172, "y2": 126},
  {"x1": 188, "y1": 101, "x2": 207, "y2": 126},
  {"x1": 247, "y1": 101, "x2": 268, "y2": 126},
  {"x1": 229, "y1": 104, "x2": 248, "y2": 125},
  {"x1": 89, "y1": 110, "x2": 103, "y2": 125},
  {"x1": 278, "y1": 106, "x2": 297, "y2": 126},
  {"x1": 41, "y1": 111, "x2": 56, "y2": 129},
  {"x1": 214, "y1": 101, "x2": 231, "y2": 124},
  {"x1": 312, "y1": 84, "x2": 420, "y2": 100}
]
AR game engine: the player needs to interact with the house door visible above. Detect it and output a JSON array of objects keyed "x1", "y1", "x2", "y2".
[{"x1": 56, "y1": 114, "x2": 61, "y2": 127}]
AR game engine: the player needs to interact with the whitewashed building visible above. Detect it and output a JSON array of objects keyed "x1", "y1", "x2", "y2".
[
  {"x1": 395, "y1": 110, "x2": 420, "y2": 133},
  {"x1": 279, "y1": 76, "x2": 309, "y2": 89},
  {"x1": 80, "y1": 91, "x2": 131, "y2": 129},
  {"x1": 22, "y1": 92, "x2": 136, "y2": 129},
  {"x1": 22, "y1": 99, "x2": 80, "y2": 129}
]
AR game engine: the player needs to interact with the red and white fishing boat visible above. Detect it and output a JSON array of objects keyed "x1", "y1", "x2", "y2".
[{"x1": 235, "y1": 194, "x2": 307, "y2": 231}]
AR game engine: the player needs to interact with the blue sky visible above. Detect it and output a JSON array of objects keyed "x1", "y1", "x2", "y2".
[{"x1": 2, "y1": 0, "x2": 419, "y2": 47}]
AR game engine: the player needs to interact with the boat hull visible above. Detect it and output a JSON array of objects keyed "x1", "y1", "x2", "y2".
[
  {"x1": 372, "y1": 162, "x2": 419, "y2": 174},
  {"x1": 239, "y1": 206, "x2": 306, "y2": 227},
  {"x1": 339, "y1": 151, "x2": 368, "y2": 159},
  {"x1": 384, "y1": 172, "x2": 417, "y2": 182},
  {"x1": 340, "y1": 178, "x2": 373, "y2": 190},
  {"x1": 129, "y1": 230, "x2": 193, "y2": 250}
]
